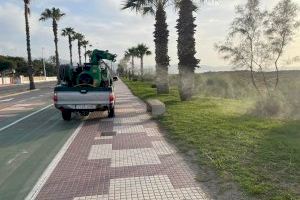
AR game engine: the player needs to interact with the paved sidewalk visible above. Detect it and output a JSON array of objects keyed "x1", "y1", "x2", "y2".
[{"x1": 33, "y1": 81, "x2": 210, "y2": 200}]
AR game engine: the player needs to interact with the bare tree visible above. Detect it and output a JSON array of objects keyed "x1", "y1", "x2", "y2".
[
  {"x1": 265, "y1": 0, "x2": 300, "y2": 89},
  {"x1": 216, "y1": 0, "x2": 299, "y2": 94},
  {"x1": 216, "y1": 0, "x2": 266, "y2": 93}
]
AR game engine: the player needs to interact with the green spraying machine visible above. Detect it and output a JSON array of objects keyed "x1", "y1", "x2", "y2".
[{"x1": 59, "y1": 49, "x2": 117, "y2": 88}]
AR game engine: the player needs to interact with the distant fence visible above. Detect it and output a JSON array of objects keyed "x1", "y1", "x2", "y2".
[{"x1": 0, "y1": 76, "x2": 57, "y2": 85}]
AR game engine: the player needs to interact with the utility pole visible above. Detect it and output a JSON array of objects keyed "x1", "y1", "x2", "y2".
[{"x1": 42, "y1": 47, "x2": 47, "y2": 78}]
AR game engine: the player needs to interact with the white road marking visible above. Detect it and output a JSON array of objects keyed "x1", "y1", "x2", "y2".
[
  {"x1": 1, "y1": 106, "x2": 31, "y2": 111},
  {"x1": 0, "y1": 104, "x2": 52, "y2": 132},
  {"x1": 0, "y1": 89, "x2": 40, "y2": 99},
  {"x1": 25, "y1": 122, "x2": 84, "y2": 200},
  {"x1": 0, "y1": 98, "x2": 14, "y2": 102},
  {"x1": 0, "y1": 114, "x2": 16, "y2": 118},
  {"x1": 7, "y1": 150, "x2": 28, "y2": 165}
]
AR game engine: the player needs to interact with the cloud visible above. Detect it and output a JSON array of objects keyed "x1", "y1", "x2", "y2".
[
  {"x1": 0, "y1": 0, "x2": 299, "y2": 71},
  {"x1": 0, "y1": 3, "x2": 24, "y2": 33}
]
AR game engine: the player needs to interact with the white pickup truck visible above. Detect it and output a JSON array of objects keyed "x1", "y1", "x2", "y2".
[{"x1": 53, "y1": 84, "x2": 116, "y2": 121}]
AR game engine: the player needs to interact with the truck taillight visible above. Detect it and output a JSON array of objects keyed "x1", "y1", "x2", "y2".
[
  {"x1": 109, "y1": 93, "x2": 115, "y2": 103},
  {"x1": 53, "y1": 93, "x2": 58, "y2": 102}
]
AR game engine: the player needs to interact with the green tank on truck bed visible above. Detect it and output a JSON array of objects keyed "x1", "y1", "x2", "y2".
[{"x1": 54, "y1": 49, "x2": 118, "y2": 121}]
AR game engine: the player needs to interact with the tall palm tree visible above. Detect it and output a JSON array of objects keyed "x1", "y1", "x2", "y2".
[
  {"x1": 81, "y1": 40, "x2": 90, "y2": 63},
  {"x1": 176, "y1": 0, "x2": 199, "y2": 101},
  {"x1": 122, "y1": 0, "x2": 170, "y2": 94},
  {"x1": 125, "y1": 47, "x2": 138, "y2": 79},
  {"x1": 73, "y1": 33, "x2": 84, "y2": 65},
  {"x1": 40, "y1": 7, "x2": 65, "y2": 83},
  {"x1": 136, "y1": 44, "x2": 152, "y2": 80},
  {"x1": 120, "y1": 55, "x2": 130, "y2": 78},
  {"x1": 61, "y1": 27, "x2": 75, "y2": 66},
  {"x1": 85, "y1": 50, "x2": 93, "y2": 62},
  {"x1": 23, "y1": 0, "x2": 35, "y2": 90}
]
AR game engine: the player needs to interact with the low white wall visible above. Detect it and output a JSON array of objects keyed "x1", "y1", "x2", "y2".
[
  {"x1": 1, "y1": 77, "x2": 12, "y2": 85},
  {"x1": 20, "y1": 76, "x2": 57, "y2": 83},
  {"x1": 0, "y1": 76, "x2": 57, "y2": 85}
]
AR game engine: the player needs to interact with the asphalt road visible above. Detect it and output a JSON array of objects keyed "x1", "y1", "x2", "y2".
[
  {"x1": 0, "y1": 82, "x2": 56, "y2": 98},
  {"x1": 0, "y1": 82, "x2": 83, "y2": 200}
]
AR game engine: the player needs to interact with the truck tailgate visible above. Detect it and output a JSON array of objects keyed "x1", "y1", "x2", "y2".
[
  {"x1": 57, "y1": 91, "x2": 111, "y2": 105},
  {"x1": 55, "y1": 87, "x2": 112, "y2": 105}
]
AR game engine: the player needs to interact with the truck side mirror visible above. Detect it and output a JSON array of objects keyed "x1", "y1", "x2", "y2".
[{"x1": 113, "y1": 76, "x2": 118, "y2": 82}]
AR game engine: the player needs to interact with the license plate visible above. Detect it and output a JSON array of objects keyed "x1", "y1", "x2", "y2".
[{"x1": 75, "y1": 105, "x2": 96, "y2": 109}]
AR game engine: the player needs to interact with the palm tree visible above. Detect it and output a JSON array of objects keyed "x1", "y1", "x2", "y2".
[
  {"x1": 122, "y1": 0, "x2": 170, "y2": 94},
  {"x1": 61, "y1": 27, "x2": 75, "y2": 66},
  {"x1": 73, "y1": 33, "x2": 84, "y2": 65},
  {"x1": 125, "y1": 47, "x2": 138, "y2": 79},
  {"x1": 85, "y1": 50, "x2": 93, "y2": 62},
  {"x1": 81, "y1": 40, "x2": 90, "y2": 63},
  {"x1": 40, "y1": 7, "x2": 65, "y2": 83},
  {"x1": 136, "y1": 44, "x2": 152, "y2": 80},
  {"x1": 176, "y1": 0, "x2": 199, "y2": 101},
  {"x1": 120, "y1": 56, "x2": 130, "y2": 78},
  {"x1": 23, "y1": 0, "x2": 35, "y2": 90}
]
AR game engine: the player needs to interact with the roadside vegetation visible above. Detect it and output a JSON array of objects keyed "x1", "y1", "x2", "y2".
[
  {"x1": 123, "y1": 76, "x2": 300, "y2": 200},
  {"x1": 0, "y1": 55, "x2": 57, "y2": 78}
]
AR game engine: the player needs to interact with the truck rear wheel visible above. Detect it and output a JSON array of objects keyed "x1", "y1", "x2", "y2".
[
  {"x1": 62, "y1": 110, "x2": 72, "y2": 121},
  {"x1": 108, "y1": 107, "x2": 115, "y2": 118}
]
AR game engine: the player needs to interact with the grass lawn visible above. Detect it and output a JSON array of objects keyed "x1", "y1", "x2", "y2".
[{"x1": 123, "y1": 79, "x2": 300, "y2": 200}]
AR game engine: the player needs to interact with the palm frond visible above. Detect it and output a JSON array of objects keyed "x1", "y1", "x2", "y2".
[
  {"x1": 52, "y1": 7, "x2": 66, "y2": 20},
  {"x1": 73, "y1": 33, "x2": 84, "y2": 41},
  {"x1": 136, "y1": 43, "x2": 152, "y2": 57},
  {"x1": 40, "y1": 8, "x2": 65, "y2": 21},
  {"x1": 122, "y1": 0, "x2": 157, "y2": 15},
  {"x1": 143, "y1": 6, "x2": 155, "y2": 15},
  {"x1": 39, "y1": 8, "x2": 51, "y2": 21},
  {"x1": 62, "y1": 27, "x2": 75, "y2": 36}
]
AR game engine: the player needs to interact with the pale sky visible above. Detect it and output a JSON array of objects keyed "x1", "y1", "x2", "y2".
[{"x1": 0, "y1": 0, "x2": 299, "y2": 72}]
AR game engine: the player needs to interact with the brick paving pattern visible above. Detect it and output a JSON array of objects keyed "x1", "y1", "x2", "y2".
[{"x1": 35, "y1": 81, "x2": 210, "y2": 200}]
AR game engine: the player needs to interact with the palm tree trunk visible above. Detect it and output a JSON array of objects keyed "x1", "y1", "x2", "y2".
[
  {"x1": 154, "y1": 3, "x2": 169, "y2": 94},
  {"x1": 141, "y1": 56, "x2": 144, "y2": 81},
  {"x1": 179, "y1": 67, "x2": 194, "y2": 101},
  {"x1": 52, "y1": 19, "x2": 60, "y2": 84},
  {"x1": 84, "y1": 46, "x2": 87, "y2": 63},
  {"x1": 24, "y1": 3, "x2": 35, "y2": 90},
  {"x1": 131, "y1": 56, "x2": 135, "y2": 79},
  {"x1": 177, "y1": 0, "x2": 199, "y2": 101},
  {"x1": 1, "y1": 72, "x2": 4, "y2": 85},
  {"x1": 68, "y1": 35, "x2": 73, "y2": 66},
  {"x1": 78, "y1": 41, "x2": 82, "y2": 65}
]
